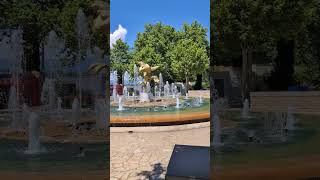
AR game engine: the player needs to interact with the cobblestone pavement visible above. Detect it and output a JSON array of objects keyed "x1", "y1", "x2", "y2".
[{"x1": 110, "y1": 126, "x2": 210, "y2": 180}]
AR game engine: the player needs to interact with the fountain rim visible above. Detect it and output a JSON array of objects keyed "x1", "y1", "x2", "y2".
[{"x1": 110, "y1": 111, "x2": 210, "y2": 127}]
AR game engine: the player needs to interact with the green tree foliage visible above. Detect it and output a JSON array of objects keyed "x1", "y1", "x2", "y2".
[
  {"x1": 213, "y1": 0, "x2": 317, "y2": 100},
  {"x1": 170, "y1": 39, "x2": 209, "y2": 91},
  {"x1": 1, "y1": 0, "x2": 107, "y2": 70},
  {"x1": 181, "y1": 21, "x2": 209, "y2": 89},
  {"x1": 132, "y1": 23, "x2": 179, "y2": 82},
  {"x1": 110, "y1": 39, "x2": 131, "y2": 77},
  {"x1": 294, "y1": 3, "x2": 320, "y2": 89},
  {"x1": 132, "y1": 22, "x2": 209, "y2": 84}
]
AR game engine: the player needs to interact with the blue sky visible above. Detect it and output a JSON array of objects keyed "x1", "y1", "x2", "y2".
[{"x1": 110, "y1": 0, "x2": 210, "y2": 48}]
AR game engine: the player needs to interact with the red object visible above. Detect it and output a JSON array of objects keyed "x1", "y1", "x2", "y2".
[
  {"x1": 116, "y1": 84, "x2": 123, "y2": 95},
  {"x1": 21, "y1": 72, "x2": 41, "y2": 106}
]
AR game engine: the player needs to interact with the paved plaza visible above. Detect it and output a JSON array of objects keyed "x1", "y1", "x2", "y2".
[{"x1": 110, "y1": 124, "x2": 210, "y2": 180}]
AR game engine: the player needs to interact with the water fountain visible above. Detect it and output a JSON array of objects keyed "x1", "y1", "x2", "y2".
[
  {"x1": 95, "y1": 98, "x2": 108, "y2": 129},
  {"x1": 41, "y1": 78, "x2": 56, "y2": 110},
  {"x1": 212, "y1": 114, "x2": 222, "y2": 147},
  {"x1": 159, "y1": 73, "x2": 163, "y2": 96},
  {"x1": 0, "y1": 9, "x2": 109, "y2": 176},
  {"x1": 111, "y1": 71, "x2": 118, "y2": 101},
  {"x1": 117, "y1": 96, "x2": 124, "y2": 111},
  {"x1": 123, "y1": 71, "x2": 131, "y2": 86},
  {"x1": 110, "y1": 62, "x2": 210, "y2": 126},
  {"x1": 26, "y1": 112, "x2": 41, "y2": 154},
  {"x1": 22, "y1": 103, "x2": 30, "y2": 126},
  {"x1": 76, "y1": 8, "x2": 89, "y2": 109},
  {"x1": 164, "y1": 81, "x2": 170, "y2": 98},
  {"x1": 285, "y1": 105, "x2": 295, "y2": 131},
  {"x1": 199, "y1": 95, "x2": 203, "y2": 104},
  {"x1": 72, "y1": 98, "x2": 80, "y2": 125},
  {"x1": 56, "y1": 97, "x2": 63, "y2": 120},
  {"x1": 241, "y1": 98, "x2": 249, "y2": 118},
  {"x1": 123, "y1": 86, "x2": 128, "y2": 98},
  {"x1": 7, "y1": 29, "x2": 24, "y2": 130},
  {"x1": 175, "y1": 95, "x2": 180, "y2": 109},
  {"x1": 8, "y1": 86, "x2": 19, "y2": 129}
]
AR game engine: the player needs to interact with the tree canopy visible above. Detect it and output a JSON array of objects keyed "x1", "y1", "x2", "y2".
[
  {"x1": 110, "y1": 21, "x2": 210, "y2": 86},
  {"x1": 1, "y1": 0, "x2": 108, "y2": 71},
  {"x1": 110, "y1": 39, "x2": 131, "y2": 75},
  {"x1": 212, "y1": 0, "x2": 318, "y2": 99}
]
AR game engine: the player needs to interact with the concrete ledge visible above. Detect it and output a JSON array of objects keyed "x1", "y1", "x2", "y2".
[
  {"x1": 110, "y1": 122, "x2": 210, "y2": 133},
  {"x1": 251, "y1": 91, "x2": 320, "y2": 113}
]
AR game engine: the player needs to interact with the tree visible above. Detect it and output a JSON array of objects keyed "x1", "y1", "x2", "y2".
[
  {"x1": 170, "y1": 39, "x2": 209, "y2": 93},
  {"x1": 294, "y1": 3, "x2": 320, "y2": 89},
  {"x1": 213, "y1": 0, "x2": 317, "y2": 101},
  {"x1": 110, "y1": 39, "x2": 131, "y2": 82},
  {"x1": 133, "y1": 23, "x2": 179, "y2": 82},
  {"x1": 180, "y1": 21, "x2": 209, "y2": 89},
  {"x1": 2, "y1": 0, "x2": 107, "y2": 71}
]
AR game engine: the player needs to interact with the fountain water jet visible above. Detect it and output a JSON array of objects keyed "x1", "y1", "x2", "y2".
[
  {"x1": 117, "y1": 96, "x2": 124, "y2": 111},
  {"x1": 175, "y1": 96, "x2": 180, "y2": 109},
  {"x1": 212, "y1": 114, "x2": 223, "y2": 147},
  {"x1": 8, "y1": 86, "x2": 20, "y2": 129},
  {"x1": 241, "y1": 99, "x2": 249, "y2": 118},
  {"x1": 95, "y1": 99, "x2": 108, "y2": 129},
  {"x1": 285, "y1": 106, "x2": 295, "y2": 131},
  {"x1": 72, "y1": 98, "x2": 80, "y2": 125},
  {"x1": 26, "y1": 112, "x2": 41, "y2": 154}
]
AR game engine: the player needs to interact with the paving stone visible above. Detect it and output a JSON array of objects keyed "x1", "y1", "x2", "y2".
[{"x1": 110, "y1": 126, "x2": 209, "y2": 179}]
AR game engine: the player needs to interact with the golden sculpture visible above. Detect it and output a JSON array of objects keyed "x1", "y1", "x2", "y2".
[{"x1": 138, "y1": 61, "x2": 160, "y2": 85}]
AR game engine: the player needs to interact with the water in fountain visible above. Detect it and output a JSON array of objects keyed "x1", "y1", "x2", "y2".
[
  {"x1": 285, "y1": 105, "x2": 295, "y2": 131},
  {"x1": 154, "y1": 85, "x2": 158, "y2": 97},
  {"x1": 72, "y1": 98, "x2": 80, "y2": 125},
  {"x1": 133, "y1": 65, "x2": 139, "y2": 96},
  {"x1": 26, "y1": 112, "x2": 41, "y2": 154},
  {"x1": 171, "y1": 83, "x2": 175, "y2": 98},
  {"x1": 117, "y1": 96, "x2": 124, "y2": 111},
  {"x1": 164, "y1": 81, "x2": 170, "y2": 98},
  {"x1": 184, "y1": 82, "x2": 189, "y2": 100},
  {"x1": 199, "y1": 95, "x2": 203, "y2": 104},
  {"x1": 123, "y1": 71, "x2": 131, "y2": 86},
  {"x1": 175, "y1": 95, "x2": 180, "y2": 109},
  {"x1": 76, "y1": 8, "x2": 89, "y2": 108},
  {"x1": 146, "y1": 82, "x2": 151, "y2": 94},
  {"x1": 139, "y1": 87, "x2": 150, "y2": 102},
  {"x1": 110, "y1": 71, "x2": 117, "y2": 87},
  {"x1": 212, "y1": 114, "x2": 223, "y2": 147},
  {"x1": 110, "y1": 71, "x2": 118, "y2": 101},
  {"x1": 22, "y1": 103, "x2": 30, "y2": 127},
  {"x1": 112, "y1": 84, "x2": 117, "y2": 101},
  {"x1": 7, "y1": 29, "x2": 24, "y2": 129},
  {"x1": 159, "y1": 73, "x2": 163, "y2": 96},
  {"x1": 241, "y1": 99, "x2": 249, "y2": 118},
  {"x1": 95, "y1": 98, "x2": 108, "y2": 128},
  {"x1": 8, "y1": 86, "x2": 20, "y2": 129},
  {"x1": 57, "y1": 97, "x2": 63, "y2": 120},
  {"x1": 41, "y1": 78, "x2": 56, "y2": 110},
  {"x1": 123, "y1": 86, "x2": 128, "y2": 98},
  {"x1": 174, "y1": 85, "x2": 178, "y2": 95},
  {"x1": 44, "y1": 31, "x2": 63, "y2": 75}
]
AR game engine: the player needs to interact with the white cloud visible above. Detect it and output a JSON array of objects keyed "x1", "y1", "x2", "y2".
[{"x1": 110, "y1": 24, "x2": 127, "y2": 48}]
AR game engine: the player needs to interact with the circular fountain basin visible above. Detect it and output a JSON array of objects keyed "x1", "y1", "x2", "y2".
[
  {"x1": 111, "y1": 97, "x2": 210, "y2": 126},
  {"x1": 0, "y1": 139, "x2": 108, "y2": 175},
  {"x1": 211, "y1": 111, "x2": 320, "y2": 178}
]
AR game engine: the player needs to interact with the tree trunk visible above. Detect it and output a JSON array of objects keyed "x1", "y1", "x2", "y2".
[
  {"x1": 241, "y1": 45, "x2": 253, "y2": 103},
  {"x1": 269, "y1": 39, "x2": 295, "y2": 90},
  {"x1": 185, "y1": 75, "x2": 189, "y2": 94},
  {"x1": 23, "y1": 28, "x2": 40, "y2": 72},
  {"x1": 194, "y1": 74, "x2": 203, "y2": 90}
]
